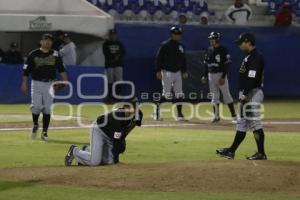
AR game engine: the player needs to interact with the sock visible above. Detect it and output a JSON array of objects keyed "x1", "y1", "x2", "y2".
[
  {"x1": 227, "y1": 103, "x2": 236, "y2": 117},
  {"x1": 213, "y1": 103, "x2": 220, "y2": 119},
  {"x1": 176, "y1": 104, "x2": 183, "y2": 117},
  {"x1": 229, "y1": 131, "x2": 247, "y2": 152},
  {"x1": 108, "y1": 83, "x2": 113, "y2": 99},
  {"x1": 253, "y1": 129, "x2": 265, "y2": 155},
  {"x1": 42, "y1": 114, "x2": 51, "y2": 133},
  {"x1": 32, "y1": 113, "x2": 40, "y2": 126}
]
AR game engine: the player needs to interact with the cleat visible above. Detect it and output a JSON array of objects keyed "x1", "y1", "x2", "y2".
[
  {"x1": 216, "y1": 148, "x2": 235, "y2": 159},
  {"x1": 65, "y1": 145, "x2": 76, "y2": 166},
  {"x1": 212, "y1": 117, "x2": 220, "y2": 123},
  {"x1": 246, "y1": 152, "x2": 267, "y2": 160},
  {"x1": 41, "y1": 131, "x2": 48, "y2": 141},
  {"x1": 176, "y1": 114, "x2": 187, "y2": 121},
  {"x1": 82, "y1": 145, "x2": 89, "y2": 151},
  {"x1": 231, "y1": 116, "x2": 238, "y2": 124},
  {"x1": 31, "y1": 124, "x2": 39, "y2": 140}
]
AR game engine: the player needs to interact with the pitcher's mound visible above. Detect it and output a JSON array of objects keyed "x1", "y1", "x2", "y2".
[{"x1": 1, "y1": 161, "x2": 300, "y2": 195}]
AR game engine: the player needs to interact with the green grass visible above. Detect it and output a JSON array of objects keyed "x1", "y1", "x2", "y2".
[
  {"x1": 0, "y1": 101, "x2": 300, "y2": 200},
  {"x1": 0, "y1": 129, "x2": 300, "y2": 199},
  {"x1": 0, "y1": 129, "x2": 299, "y2": 168}
]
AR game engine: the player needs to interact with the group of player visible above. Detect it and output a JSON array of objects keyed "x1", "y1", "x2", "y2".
[
  {"x1": 155, "y1": 26, "x2": 267, "y2": 160},
  {"x1": 21, "y1": 26, "x2": 267, "y2": 167}
]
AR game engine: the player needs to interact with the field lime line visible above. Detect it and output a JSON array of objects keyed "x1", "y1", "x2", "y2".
[{"x1": 0, "y1": 121, "x2": 299, "y2": 132}]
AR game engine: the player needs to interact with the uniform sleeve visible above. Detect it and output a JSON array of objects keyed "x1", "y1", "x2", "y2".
[
  {"x1": 181, "y1": 45, "x2": 187, "y2": 73},
  {"x1": 243, "y1": 56, "x2": 264, "y2": 96},
  {"x1": 23, "y1": 53, "x2": 34, "y2": 76},
  {"x1": 225, "y1": 6, "x2": 235, "y2": 23},
  {"x1": 221, "y1": 48, "x2": 232, "y2": 78},
  {"x1": 202, "y1": 49, "x2": 209, "y2": 77},
  {"x1": 155, "y1": 43, "x2": 167, "y2": 72},
  {"x1": 102, "y1": 41, "x2": 109, "y2": 56},
  {"x1": 55, "y1": 53, "x2": 66, "y2": 73}
]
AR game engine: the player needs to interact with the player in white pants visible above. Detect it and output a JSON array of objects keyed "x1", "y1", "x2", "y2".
[
  {"x1": 155, "y1": 26, "x2": 188, "y2": 121},
  {"x1": 202, "y1": 32, "x2": 237, "y2": 123}
]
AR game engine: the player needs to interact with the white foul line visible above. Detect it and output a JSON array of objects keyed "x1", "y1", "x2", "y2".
[{"x1": 0, "y1": 121, "x2": 299, "y2": 132}]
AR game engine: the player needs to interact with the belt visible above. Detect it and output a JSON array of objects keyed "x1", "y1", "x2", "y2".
[{"x1": 33, "y1": 79, "x2": 53, "y2": 82}]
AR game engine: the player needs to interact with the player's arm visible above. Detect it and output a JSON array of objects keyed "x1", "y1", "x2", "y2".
[
  {"x1": 201, "y1": 50, "x2": 209, "y2": 84},
  {"x1": 181, "y1": 45, "x2": 188, "y2": 79},
  {"x1": 21, "y1": 54, "x2": 33, "y2": 95},
  {"x1": 56, "y1": 54, "x2": 68, "y2": 82},
  {"x1": 221, "y1": 49, "x2": 232, "y2": 78}
]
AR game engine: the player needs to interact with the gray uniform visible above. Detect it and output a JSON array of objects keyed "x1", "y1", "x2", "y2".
[{"x1": 73, "y1": 123, "x2": 114, "y2": 166}]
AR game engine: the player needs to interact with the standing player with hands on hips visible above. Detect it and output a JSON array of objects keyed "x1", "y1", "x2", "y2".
[
  {"x1": 216, "y1": 33, "x2": 267, "y2": 160},
  {"x1": 155, "y1": 26, "x2": 188, "y2": 121},
  {"x1": 202, "y1": 32, "x2": 237, "y2": 123},
  {"x1": 21, "y1": 33, "x2": 68, "y2": 141}
]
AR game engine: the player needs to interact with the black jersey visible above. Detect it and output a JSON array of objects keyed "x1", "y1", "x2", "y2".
[
  {"x1": 96, "y1": 108, "x2": 143, "y2": 162},
  {"x1": 155, "y1": 39, "x2": 187, "y2": 73},
  {"x1": 23, "y1": 49, "x2": 66, "y2": 81},
  {"x1": 102, "y1": 40, "x2": 126, "y2": 68},
  {"x1": 204, "y1": 45, "x2": 231, "y2": 77},
  {"x1": 239, "y1": 48, "x2": 264, "y2": 96}
]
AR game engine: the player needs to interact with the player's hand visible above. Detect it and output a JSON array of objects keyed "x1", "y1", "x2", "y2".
[
  {"x1": 156, "y1": 72, "x2": 162, "y2": 80},
  {"x1": 218, "y1": 78, "x2": 225, "y2": 86},
  {"x1": 201, "y1": 76, "x2": 207, "y2": 84},
  {"x1": 182, "y1": 72, "x2": 188, "y2": 79},
  {"x1": 239, "y1": 94, "x2": 248, "y2": 103},
  {"x1": 21, "y1": 83, "x2": 27, "y2": 95}
]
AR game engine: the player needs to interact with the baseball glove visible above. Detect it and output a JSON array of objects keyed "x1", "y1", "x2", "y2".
[{"x1": 53, "y1": 83, "x2": 67, "y2": 90}]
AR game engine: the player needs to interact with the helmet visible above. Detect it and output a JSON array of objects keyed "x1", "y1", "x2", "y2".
[
  {"x1": 208, "y1": 32, "x2": 220, "y2": 40},
  {"x1": 170, "y1": 26, "x2": 183, "y2": 34}
]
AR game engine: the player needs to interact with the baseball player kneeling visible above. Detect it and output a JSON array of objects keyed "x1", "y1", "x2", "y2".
[{"x1": 64, "y1": 98, "x2": 143, "y2": 166}]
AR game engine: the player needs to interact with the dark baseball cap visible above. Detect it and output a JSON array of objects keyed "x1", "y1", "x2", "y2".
[
  {"x1": 41, "y1": 33, "x2": 54, "y2": 41},
  {"x1": 235, "y1": 32, "x2": 256, "y2": 45},
  {"x1": 208, "y1": 32, "x2": 220, "y2": 39},
  {"x1": 170, "y1": 26, "x2": 182, "y2": 35}
]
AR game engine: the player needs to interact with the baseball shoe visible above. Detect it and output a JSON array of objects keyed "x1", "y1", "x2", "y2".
[
  {"x1": 82, "y1": 145, "x2": 89, "y2": 151},
  {"x1": 65, "y1": 144, "x2": 76, "y2": 166},
  {"x1": 212, "y1": 117, "x2": 220, "y2": 123},
  {"x1": 41, "y1": 131, "x2": 48, "y2": 141},
  {"x1": 31, "y1": 124, "x2": 39, "y2": 140},
  {"x1": 246, "y1": 152, "x2": 267, "y2": 160},
  {"x1": 176, "y1": 115, "x2": 188, "y2": 121},
  {"x1": 231, "y1": 116, "x2": 238, "y2": 124},
  {"x1": 216, "y1": 148, "x2": 235, "y2": 159},
  {"x1": 152, "y1": 113, "x2": 163, "y2": 121}
]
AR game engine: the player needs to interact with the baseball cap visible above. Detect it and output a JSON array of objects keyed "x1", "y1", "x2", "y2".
[
  {"x1": 170, "y1": 26, "x2": 182, "y2": 35},
  {"x1": 208, "y1": 32, "x2": 220, "y2": 39},
  {"x1": 41, "y1": 33, "x2": 54, "y2": 41},
  {"x1": 235, "y1": 32, "x2": 256, "y2": 45}
]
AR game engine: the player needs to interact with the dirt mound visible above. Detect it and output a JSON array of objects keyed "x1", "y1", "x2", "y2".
[{"x1": 1, "y1": 161, "x2": 300, "y2": 195}]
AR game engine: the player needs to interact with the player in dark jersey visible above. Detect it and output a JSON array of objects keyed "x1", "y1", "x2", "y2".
[
  {"x1": 21, "y1": 33, "x2": 68, "y2": 140},
  {"x1": 65, "y1": 98, "x2": 143, "y2": 166},
  {"x1": 102, "y1": 29, "x2": 126, "y2": 102},
  {"x1": 155, "y1": 26, "x2": 188, "y2": 121},
  {"x1": 202, "y1": 32, "x2": 237, "y2": 123},
  {"x1": 216, "y1": 33, "x2": 267, "y2": 160}
]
